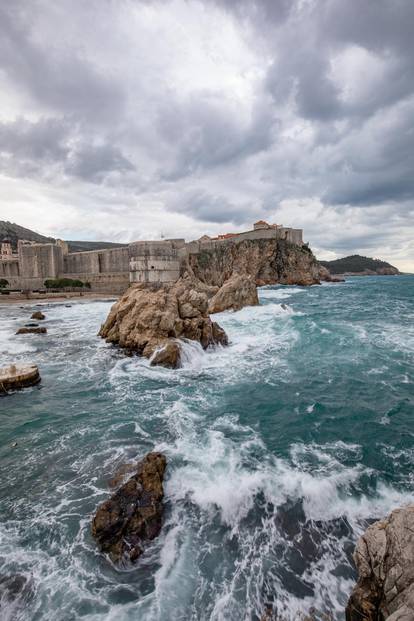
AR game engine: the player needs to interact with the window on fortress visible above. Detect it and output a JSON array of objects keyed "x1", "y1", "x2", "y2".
[{"x1": 151, "y1": 265, "x2": 155, "y2": 269}]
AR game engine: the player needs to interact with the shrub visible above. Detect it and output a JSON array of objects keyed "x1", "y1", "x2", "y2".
[
  {"x1": 44, "y1": 278, "x2": 87, "y2": 289},
  {"x1": 0, "y1": 278, "x2": 9, "y2": 288}
]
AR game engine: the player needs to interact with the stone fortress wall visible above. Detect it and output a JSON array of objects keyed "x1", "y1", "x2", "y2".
[{"x1": 0, "y1": 222, "x2": 304, "y2": 294}]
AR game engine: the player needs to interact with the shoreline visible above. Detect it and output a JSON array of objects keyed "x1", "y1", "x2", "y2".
[{"x1": 0, "y1": 292, "x2": 118, "y2": 306}]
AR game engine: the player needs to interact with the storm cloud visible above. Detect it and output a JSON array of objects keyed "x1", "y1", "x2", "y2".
[{"x1": 0, "y1": 0, "x2": 413, "y2": 269}]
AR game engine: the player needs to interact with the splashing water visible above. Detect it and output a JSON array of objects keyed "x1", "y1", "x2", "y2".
[{"x1": 0, "y1": 276, "x2": 413, "y2": 620}]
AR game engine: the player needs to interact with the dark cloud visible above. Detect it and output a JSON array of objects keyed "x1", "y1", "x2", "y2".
[{"x1": 168, "y1": 189, "x2": 254, "y2": 224}]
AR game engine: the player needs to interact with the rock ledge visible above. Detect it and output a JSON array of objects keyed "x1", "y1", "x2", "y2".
[{"x1": 0, "y1": 364, "x2": 40, "y2": 393}]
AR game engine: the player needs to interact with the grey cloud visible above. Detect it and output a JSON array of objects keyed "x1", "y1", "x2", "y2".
[
  {"x1": 168, "y1": 189, "x2": 253, "y2": 224},
  {"x1": 0, "y1": 117, "x2": 134, "y2": 182},
  {"x1": 0, "y1": 2, "x2": 125, "y2": 122},
  {"x1": 156, "y1": 93, "x2": 275, "y2": 180},
  {"x1": 66, "y1": 143, "x2": 135, "y2": 181}
]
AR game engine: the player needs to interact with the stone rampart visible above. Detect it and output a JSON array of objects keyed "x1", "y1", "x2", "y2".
[
  {"x1": 63, "y1": 247, "x2": 129, "y2": 275},
  {"x1": 129, "y1": 241, "x2": 181, "y2": 283}
]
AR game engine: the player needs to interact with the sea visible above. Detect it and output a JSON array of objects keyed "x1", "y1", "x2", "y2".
[{"x1": 0, "y1": 275, "x2": 413, "y2": 621}]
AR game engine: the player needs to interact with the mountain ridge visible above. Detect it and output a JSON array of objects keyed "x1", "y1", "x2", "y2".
[{"x1": 0, "y1": 221, "x2": 127, "y2": 253}]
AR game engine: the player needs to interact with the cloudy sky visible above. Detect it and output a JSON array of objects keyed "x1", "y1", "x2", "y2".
[{"x1": 0, "y1": 0, "x2": 413, "y2": 270}]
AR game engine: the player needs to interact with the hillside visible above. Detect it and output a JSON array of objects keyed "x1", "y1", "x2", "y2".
[
  {"x1": 0, "y1": 221, "x2": 127, "y2": 253},
  {"x1": 320, "y1": 254, "x2": 400, "y2": 275}
]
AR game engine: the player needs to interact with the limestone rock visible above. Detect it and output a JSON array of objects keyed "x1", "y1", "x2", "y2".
[
  {"x1": 188, "y1": 238, "x2": 322, "y2": 287},
  {"x1": 0, "y1": 364, "x2": 40, "y2": 393},
  {"x1": 99, "y1": 276, "x2": 228, "y2": 368},
  {"x1": 16, "y1": 326, "x2": 47, "y2": 335},
  {"x1": 346, "y1": 504, "x2": 414, "y2": 620},
  {"x1": 91, "y1": 452, "x2": 166, "y2": 564},
  {"x1": 208, "y1": 274, "x2": 259, "y2": 314},
  {"x1": 31, "y1": 311, "x2": 45, "y2": 320}
]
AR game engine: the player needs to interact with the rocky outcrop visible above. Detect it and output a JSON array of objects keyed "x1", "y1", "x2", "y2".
[
  {"x1": 16, "y1": 326, "x2": 47, "y2": 335},
  {"x1": 188, "y1": 238, "x2": 322, "y2": 287},
  {"x1": 318, "y1": 265, "x2": 345, "y2": 283},
  {"x1": 31, "y1": 311, "x2": 45, "y2": 320},
  {"x1": 0, "y1": 364, "x2": 40, "y2": 393},
  {"x1": 208, "y1": 274, "x2": 259, "y2": 314},
  {"x1": 91, "y1": 452, "x2": 166, "y2": 564},
  {"x1": 346, "y1": 505, "x2": 414, "y2": 620},
  {"x1": 99, "y1": 276, "x2": 228, "y2": 368}
]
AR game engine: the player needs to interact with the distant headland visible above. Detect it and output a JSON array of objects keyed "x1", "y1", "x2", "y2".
[{"x1": 319, "y1": 254, "x2": 400, "y2": 276}]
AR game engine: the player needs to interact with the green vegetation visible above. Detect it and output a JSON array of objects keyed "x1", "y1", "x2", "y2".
[
  {"x1": 320, "y1": 254, "x2": 398, "y2": 274},
  {"x1": 44, "y1": 278, "x2": 91, "y2": 289},
  {"x1": 0, "y1": 278, "x2": 9, "y2": 288}
]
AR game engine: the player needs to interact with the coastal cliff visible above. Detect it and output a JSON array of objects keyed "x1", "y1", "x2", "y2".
[
  {"x1": 187, "y1": 238, "x2": 324, "y2": 287},
  {"x1": 346, "y1": 505, "x2": 414, "y2": 620}
]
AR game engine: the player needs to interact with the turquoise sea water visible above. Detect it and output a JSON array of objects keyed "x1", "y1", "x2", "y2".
[{"x1": 0, "y1": 275, "x2": 413, "y2": 621}]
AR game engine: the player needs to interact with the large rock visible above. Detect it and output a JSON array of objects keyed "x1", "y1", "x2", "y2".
[
  {"x1": 208, "y1": 274, "x2": 259, "y2": 314},
  {"x1": 99, "y1": 276, "x2": 228, "y2": 368},
  {"x1": 16, "y1": 326, "x2": 47, "y2": 335},
  {"x1": 91, "y1": 452, "x2": 167, "y2": 564},
  {"x1": 31, "y1": 311, "x2": 45, "y2": 320},
  {"x1": 346, "y1": 505, "x2": 414, "y2": 620},
  {"x1": 0, "y1": 364, "x2": 40, "y2": 393}
]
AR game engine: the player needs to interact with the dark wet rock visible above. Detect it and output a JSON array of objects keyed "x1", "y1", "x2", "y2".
[
  {"x1": 92, "y1": 452, "x2": 167, "y2": 564},
  {"x1": 31, "y1": 311, "x2": 45, "y2": 320},
  {"x1": 24, "y1": 322, "x2": 39, "y2": 327},
  {"x1": 16, "y1": 326, "x2": 47, "y2": 335},
  {"x1": 346, "y1": 504, "x2": 414, "y2": 621}
]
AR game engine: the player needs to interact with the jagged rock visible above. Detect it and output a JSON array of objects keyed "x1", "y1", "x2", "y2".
[
  {"x1": 0, "y1": 364, "x2": 40, "y2": 393},
  {"x1": 208, "y1": 274, "x2": 259, "y2": 314},
  {"x1": 91, "y1": 452, "x2": 167, "y2": 564},
  {"x1": 16, "y1": 326, "x2": 47, "y2": 335},
  {"x1": 346, "y1": 504, "x2": 414, "y2": 620},
  {"x1": 318, "y1": 265, "x2": 345, "y2": 283},
  {"x1": 99, "y1": 276, "x2": 228, "y2": 368},
  {"x1": 188, "y1": 238, "x2": 321, "y2": 287},
  {"x1": 31, "y1": 311, "x2": 45, "y2": 320}
]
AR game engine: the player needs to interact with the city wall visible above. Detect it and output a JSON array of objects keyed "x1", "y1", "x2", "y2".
[{"x1": 0, "y1": 225, "x2": 304, "y2": 294}]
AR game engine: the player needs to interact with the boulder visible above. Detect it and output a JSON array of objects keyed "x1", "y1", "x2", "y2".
[
  {"x1": 31, "y1": 311, "x2": 45, "y2": 320},
  {"x1": 16, "y1": 327, "x2": 47, "y2": 335},
  {"x1": 91, "y1": 452, "x2": 167, "y2": 564},
  {"x1": 208, "y1": 274, "x2": 259, "y2": 314},
  {"x1": 0, "y1": 364, "x2": 40, "y2": 393},
  {"x1": 346, "y1": 504, "x2": 414, "y2": 620},
  {"x1": 99, "y1": 276, "x2": 228, "y2": 368}
]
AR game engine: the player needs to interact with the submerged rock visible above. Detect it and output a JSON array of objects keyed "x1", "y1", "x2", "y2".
[
  {"x1": 346, "y1": 504, "x2": 414, "y2": 620},
  {"x1": 208, "y1": 274, "x2": 259, "y2": 314},
  {"x1": 31, "y1": 311, "x2": 45, "y2": 320},
  {"x1": 0, "y1": 364, "x2": 40, "y2": 393},
  {"x1": 92, "y1": 452, "x2": 167, "y2": 564},
  {"x1": 16, "y1": 326, "x2": 47, "y2": 335},
  {"x1": 99, "y1": 276, "x2": 228, "y2": 368}
]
